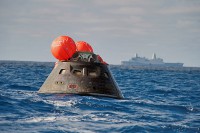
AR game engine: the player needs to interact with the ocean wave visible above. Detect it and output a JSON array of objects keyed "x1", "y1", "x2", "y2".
[{"x1": 1, "y1": 61, "x2": 200, "y2": 132}]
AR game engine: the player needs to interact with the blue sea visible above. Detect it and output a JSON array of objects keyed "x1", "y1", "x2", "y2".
[{"x1": 0, "y1": 61, "x2": 200, "y2": 133}]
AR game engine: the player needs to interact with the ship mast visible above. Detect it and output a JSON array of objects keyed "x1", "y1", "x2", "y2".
[
  {"x1": 135, "y1": 53, "x2": 138, "y2": 58},
  {"x1": 152, "y1": 53, "x2": 156, "y2": 59}
]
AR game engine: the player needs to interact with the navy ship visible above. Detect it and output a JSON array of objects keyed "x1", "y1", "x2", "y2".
[{"x1": 121, "y1": 53, "x2": 183, "y2": 67}]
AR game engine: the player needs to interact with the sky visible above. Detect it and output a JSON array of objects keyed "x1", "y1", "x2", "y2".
[{"x1": 0, "y1": 0, "x2": 200, "y2": 67}]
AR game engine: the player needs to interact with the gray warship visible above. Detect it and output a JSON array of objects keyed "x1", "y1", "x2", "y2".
[
  {"x1": 121, "y1": 53, "x2": 183, "y2": 67},
  {"x1": 38, "y1": 52, "x2": 123, "y2": 99}
]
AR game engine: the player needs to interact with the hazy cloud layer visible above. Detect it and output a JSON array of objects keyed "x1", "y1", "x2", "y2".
[{"x1": 0, "y1": 0, "x2": 200, "y2": 66}]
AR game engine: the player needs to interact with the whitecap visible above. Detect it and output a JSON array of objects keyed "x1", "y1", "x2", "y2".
[
  {"x1": 25, "y1": 116, "x2": 57, "y2": 123},
  {"x1": 43, "y1": 99, "x2": 77, "y2": 107}
]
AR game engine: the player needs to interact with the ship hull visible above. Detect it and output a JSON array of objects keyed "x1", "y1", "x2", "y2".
[{"x1": 121, "y1": 61, "x2": 183, "y2": 67}]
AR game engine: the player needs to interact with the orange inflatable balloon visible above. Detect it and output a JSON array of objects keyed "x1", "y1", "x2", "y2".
[
  {"x1": 97, "y1": 55, "x2": 103, "y2": 63},
  {"x1": 103, "y1": 61, "x2": 108, "y2": 65},
  {"x1": 76, "y1": 41, "x2": 93, "y2": 53},
  {"x1": 97, "y1": 55, "x2": 107, "y2": 64},
  {"x1": 51, "y1": 36, "x2": 76, "y2": 60}
]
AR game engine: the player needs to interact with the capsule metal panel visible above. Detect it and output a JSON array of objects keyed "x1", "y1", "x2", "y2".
[{"x1": 39, "y1": 59, "x2": 123, "y2": 99}]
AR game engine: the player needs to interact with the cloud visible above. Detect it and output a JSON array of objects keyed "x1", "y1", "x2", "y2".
[
  {"x1": 159, "y1": 5, "x2": 200, "y2": 15},
  {"x1": 93, "y1": 0, "x2": 154, "y2": 7},
  {"x1": 1, "y1": 0, "x2": 200, "y2": 66},
  {"x1": 106, "y1": 7, "x2": 146, "y2": 15},
  {"x1": 0, "y1": 0, "x2": 157, "y2": 38},
  {"x1": 176, "y1": 19, "x2": 199, "y2": 29}
]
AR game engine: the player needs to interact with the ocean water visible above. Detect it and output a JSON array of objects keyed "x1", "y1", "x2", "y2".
[{"x1": 0, "y1": 61, "x2": 200, "y2": 133}]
